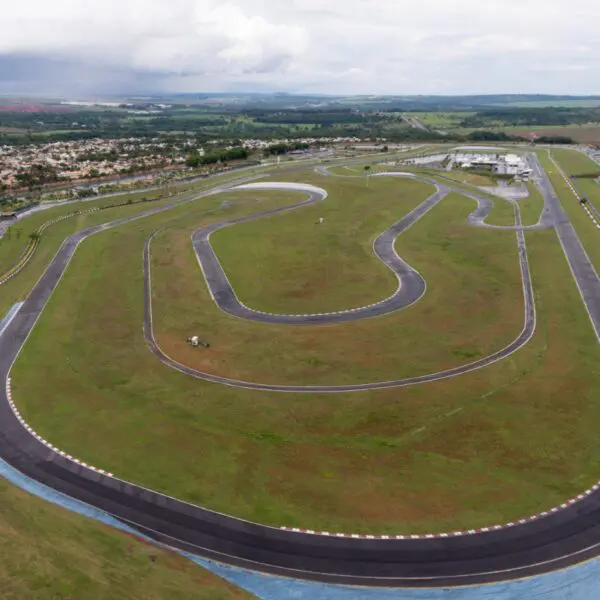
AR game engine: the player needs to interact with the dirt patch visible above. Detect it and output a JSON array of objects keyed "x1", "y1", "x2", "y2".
[{"x1": 514, "y1": 126, "x2": 600, "y2": 143}]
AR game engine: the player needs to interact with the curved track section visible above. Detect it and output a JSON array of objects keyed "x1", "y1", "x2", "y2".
[
  {"x1": 144, "y1": 173, "x2": 537, "y2": 392},
  {"x1": 2, "y1": 163, "x2": 600, "y2": 588},
  {"x1": 320, "y1": 165, "x2": 554, "y2": 231},
  {"x1": 192, "y1": 179, "x2": 447, "y2": 324},
  {"x1": 458, "y1": 187, "x2": 554, "y2": 231}
]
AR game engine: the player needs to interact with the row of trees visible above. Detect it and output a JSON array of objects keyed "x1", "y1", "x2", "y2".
[
  {"x1": 264, "y1": 142, "x2": 310, "y2": 155},
  {"x1": 185, "y1": 147, "x2": 250, "y2": 168},
  {"x1": 535, "y1": 135, "x2": 576, "y2": 144}
]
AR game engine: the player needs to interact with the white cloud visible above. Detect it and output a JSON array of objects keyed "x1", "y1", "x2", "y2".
[
  {"x1": 0, "y1": 1, "x2": 307, "y2": 77},
  {"x1": 0, "y1": 0, "x2": 599, "y2": 94}
]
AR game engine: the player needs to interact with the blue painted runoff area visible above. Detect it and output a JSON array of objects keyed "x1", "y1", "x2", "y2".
[
  {"x1": 190, "y1": 556, "x2": 600, "y2": 600},
  {"x1": 2, "y1": 456, "x2": 600, "y2": 600},
  {"x1": 0, "y1": 302, "x2": 23, "y2": 338}
]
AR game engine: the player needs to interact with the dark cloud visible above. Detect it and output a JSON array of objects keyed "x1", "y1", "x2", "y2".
[
  {"x1": 0, "y1": 1, "x2": 598, "y2": 95},
  {"x1": 0, "y1": 54, "x2": 168, "y2": 96}
]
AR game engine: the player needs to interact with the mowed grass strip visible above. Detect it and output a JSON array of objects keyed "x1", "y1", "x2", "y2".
[
  {"x1": 537, "y1": 150, "x2": 600, "y2": 271},
  {"x1": 211, "y1": 175, "x2": 435, "y2": 314},
  {"x1": 520, "y1": 183, "x2": 545, "y2": 226},
  {"x1": 428, "y1": 170, "x2": 497, "y2": 188},
  {"x1": 551, "y1": 147, "x2": 600, "y2": 174},
  {"x1": 153, "y1": 186, "x2": 523, "y2": 386},
  {"x1": 8, "y1": 172, "x2": 600, "y2": 534},
  {"x1": 550, "y1": 147, "x2": 600, "y2": 211},
  {"x1": 0, "y1": 480, "x2": 254, "y2": 600}
]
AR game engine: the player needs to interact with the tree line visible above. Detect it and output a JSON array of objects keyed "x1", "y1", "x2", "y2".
[{"x1": 185, "y1": 147, "x2": 250, "y2": 167}]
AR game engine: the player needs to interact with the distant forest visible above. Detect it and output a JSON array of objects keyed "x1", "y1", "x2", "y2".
[{"x1": 2, "y1": 93, "x2": 599, "y2": 146}]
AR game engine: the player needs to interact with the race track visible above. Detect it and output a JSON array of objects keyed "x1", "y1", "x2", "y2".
[
  {"x1": 190, "y1": 179, "x2": 443, "y2": 324},
  {"x1": 2, "y1": 157, "x2": 600, "y2": 588},
  {"x1": 144, "y1": 171, "x2": 538, "y2": 392}
]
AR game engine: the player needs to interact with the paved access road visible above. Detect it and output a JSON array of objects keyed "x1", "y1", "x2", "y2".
[{"x1": 2, "y1": 159, "x2": 600, "y2": 588}]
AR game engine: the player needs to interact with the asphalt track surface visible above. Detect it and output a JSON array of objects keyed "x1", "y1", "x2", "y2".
[{"x1": 2, "y1": 159, "x2": 600, "y2": 587}]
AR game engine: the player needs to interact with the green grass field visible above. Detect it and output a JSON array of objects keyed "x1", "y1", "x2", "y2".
[
  {"x1": 7, "y1": 165, "x2": 598, "y2": 537},
  {"x1": 407, "y1": 111, "x2": 476, "y2": 129},
  {"x1": 520, "y1": 183, "x2": 545, "y2": 226},
  {"x1": 500, "y1": 100, "x2": 600, "y2": 108},
  {"x1": 153, "y1": 175, "x2": 522, "y2": 386},
  {"x1": 0, "y1": 480, "x2": 253, "y2": 600},
  {"x1": 449, "y1": 124, "x2": 600, "y2": 143},
  {"x1": 211, "y1": 175, "x2": 435, "y2": 314},
  {"x1": 434, "y1": 171, "x2": 497, "y2": 187},
  {"x1": 551, "y1": 147, "x2": 600, "y2": 175}
]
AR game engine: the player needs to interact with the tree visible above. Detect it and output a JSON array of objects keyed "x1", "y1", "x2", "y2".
[
  {"x1": 15, "y1": 163, "x2": 61, "y2": 190},
  {"x1": 364, "y1": 165, "x2": 371, "y2": 187},
  {"x1": 536, "y1": 135, "x2": 575, "y2": 145},
  {"x1": 186, "y1": 152, "x2": 201, "y2": 168}
]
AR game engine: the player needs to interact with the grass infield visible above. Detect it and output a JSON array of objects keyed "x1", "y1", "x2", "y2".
[
  {"x1": 153, "y1": 178, "x2": 522, "y2": 386},
  {"x1": 9, "y1": 169, "x2": 600, "y2": 536},
  {"x1": 211, "y1": 173, "x2": 436, "y2": 314}
]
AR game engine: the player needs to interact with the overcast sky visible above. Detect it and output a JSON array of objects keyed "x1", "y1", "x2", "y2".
[{"x1": 1, "y1": 0, "x2": 599, "y2": 96}]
